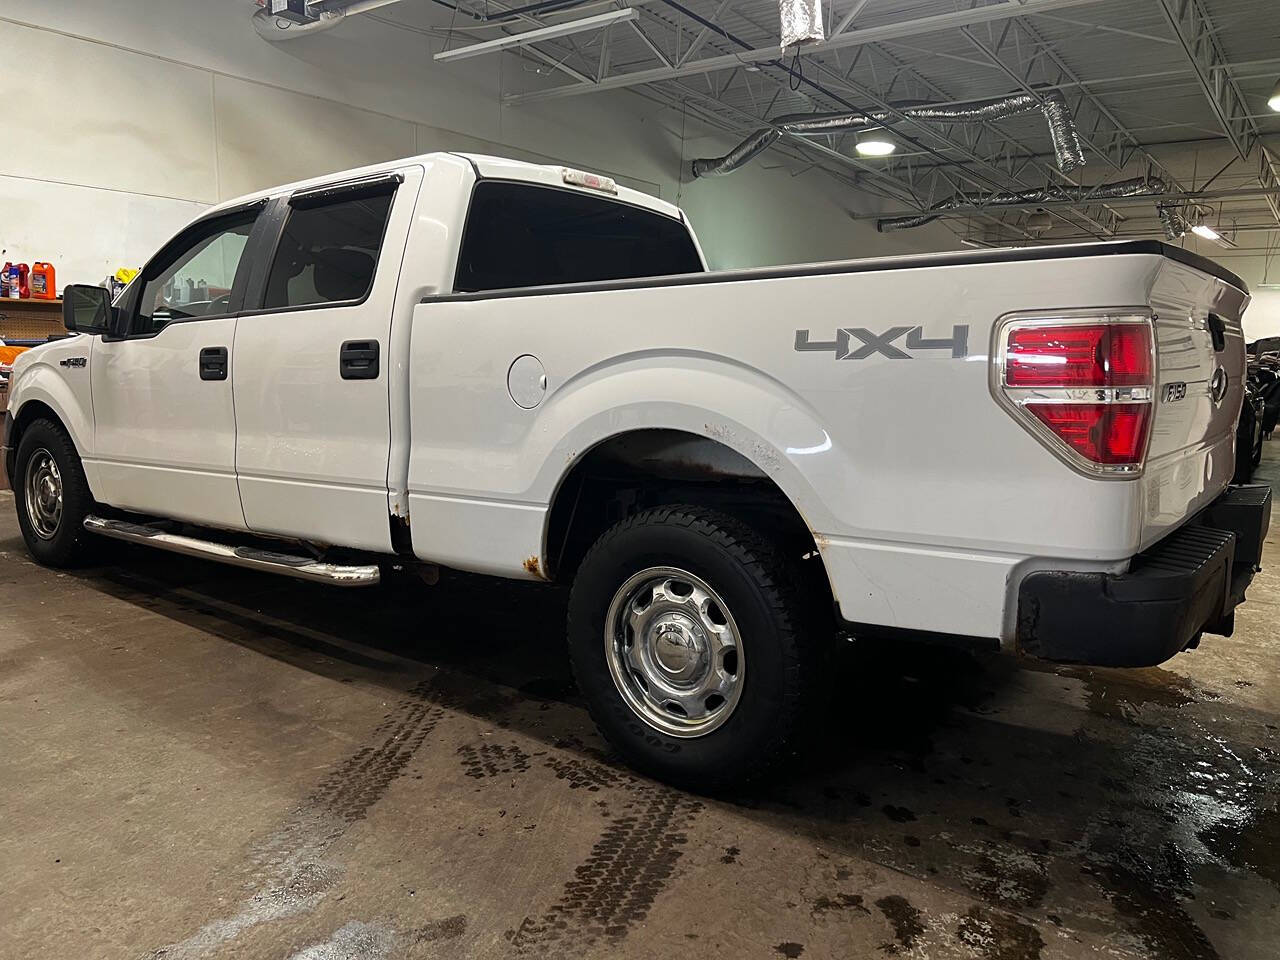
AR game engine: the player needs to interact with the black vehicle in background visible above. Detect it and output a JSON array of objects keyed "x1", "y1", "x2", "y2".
[{"x1": 1238, "y1": 346, "x2": 1280, "y2": 482}]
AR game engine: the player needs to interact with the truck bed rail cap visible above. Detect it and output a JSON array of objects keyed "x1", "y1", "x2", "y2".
[{"x1": 425, "y1": 239, "x2": 1246, "y2": 304}]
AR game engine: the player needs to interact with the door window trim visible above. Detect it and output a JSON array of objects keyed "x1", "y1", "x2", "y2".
[
  {"x1": 110, "y1": 199, "x2": 269, "y2": 342},
  {"x1": 238, "y1": 173, "x2": 403, "y2": 318}
]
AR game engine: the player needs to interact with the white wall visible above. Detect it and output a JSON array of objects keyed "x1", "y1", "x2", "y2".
[
  {"x1": 1243, "y1": 289, "x2": 1280, "y2": 342},
  {"x1": 0, "y1": 0, "x2": 956, "y2": 287}
]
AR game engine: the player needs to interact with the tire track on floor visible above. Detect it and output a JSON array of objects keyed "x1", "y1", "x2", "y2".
[
  {"x1": 508, "y1": 756, "x2": 703, "y2": 955},
  {"x1": 146, "y1": 680, "x2": 445, "y2": 960}
]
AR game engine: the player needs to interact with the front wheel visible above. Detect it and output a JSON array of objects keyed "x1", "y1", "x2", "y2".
[
  {"x1": 13, "y1": 418, "x2": 98, "y2": 568},
  {"x1": 567, "y1": 505, "x2": 828, "y2": 789}
]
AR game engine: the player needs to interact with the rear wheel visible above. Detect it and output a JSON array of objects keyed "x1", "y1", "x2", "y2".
[
  {"x1": 14, "y1": 419, "x2": 98, "y2": 567},
  {"x1": 567, "y1": 505, "x2": 828, "y2": 789}
]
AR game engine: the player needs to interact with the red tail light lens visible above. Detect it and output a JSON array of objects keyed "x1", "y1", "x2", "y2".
[
  {"x1": 1005, "y1": 323, "x2": 1152, "y2": 387},
  {"x1": 1026, "y1": 403, "x2": 1152, "y2": 465},
  {"x1": 996, "y1": 315, "x2": 1155, "y2": 475}
]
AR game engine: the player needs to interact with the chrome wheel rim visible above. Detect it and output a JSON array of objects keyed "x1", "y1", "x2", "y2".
[
  {"x1": 24, "y1": 448, "x2": 63, "y2": 541},
  {"x1": 604, "y1": 566, "x2": 744, "y2": 738}
]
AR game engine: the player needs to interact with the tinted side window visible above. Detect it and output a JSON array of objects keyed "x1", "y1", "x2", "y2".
[
  {"x1": 454, "y1": 182, "x2": 703, "y2": 292},
  {"x1": 263, "y1": 192, "x2": 394, "y2": 309},
  {"x1": 134, "y1": 210, "x2": 258, "y2": 335}
]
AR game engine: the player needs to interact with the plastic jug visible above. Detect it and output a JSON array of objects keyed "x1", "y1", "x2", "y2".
[
  {"x1": 14, "y1": 263, "x2": 30, "y2": 299},
  {"x1": 1, "y1": 263, "x2": 10, "y2": 299},
  {"x1": 31, "y1": 262, "x2": 56, "y2": 300}
]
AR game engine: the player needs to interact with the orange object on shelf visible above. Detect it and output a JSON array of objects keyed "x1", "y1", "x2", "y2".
[{"x1": 31, "y1": 262, "x2": 56, "y2": 300}]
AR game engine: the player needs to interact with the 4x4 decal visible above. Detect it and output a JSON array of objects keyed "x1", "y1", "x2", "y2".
[{"x1": 795, "y1": 325, "x2": 969, "y2": 359}]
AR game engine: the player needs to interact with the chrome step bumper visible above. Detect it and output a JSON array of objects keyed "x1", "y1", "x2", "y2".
[{"x1": 83, "y1": 516, "x2": 380, "y2": 587}]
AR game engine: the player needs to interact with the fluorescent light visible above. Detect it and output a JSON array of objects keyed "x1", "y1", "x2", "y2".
[
  {"x1": 1270, "y1": 79, "x2": 1280, "y2": 112},
  {"x1": 1191, "y1": 224, "x2": 1220, "y2": 241},
  {"x1": 434, "y1": 8, "x2": 637, "y2": 62},
  {"x1": 855, "y1": 133, "x2": 896, "y2": 157}
]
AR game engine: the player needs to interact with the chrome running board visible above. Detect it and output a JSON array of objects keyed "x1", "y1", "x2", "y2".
[{"x1": 83, "y1": 516, "x2": 380, "y2": 587}]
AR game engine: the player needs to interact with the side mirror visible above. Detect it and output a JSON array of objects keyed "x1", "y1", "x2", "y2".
[{"x1": 63, "y1": 284, "x2": 115, "y2": 336}]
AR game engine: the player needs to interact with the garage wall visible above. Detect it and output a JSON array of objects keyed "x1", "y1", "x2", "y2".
[
  {"x1": 1244, "y1": 289, "x2": 1280, "y2": 341},
  {"x1": 0, "y1": 1, "x2": 957, "y2": 287}
]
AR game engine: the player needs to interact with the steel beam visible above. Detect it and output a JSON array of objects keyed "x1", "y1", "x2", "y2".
[
  {"x1": 1154, "y1": 0, "x2": 1258, "y2": 162},
  {"x1": 832, "y1": 0, "x2": 871, "y2": 36},
  {"x1": 503, "y1": 0, "x2": 1113, "y2": 103},
  {"x1": 677, "y1": 0, "x2": 734, "y2": 66},
  {"x1": 434, "y1": 8, "x2": 637, "y2": 62},
  {"x1": 851, "y1": 185, "x2": 1280, "y2": 220},
  {"x1": 1260, "y1": 147, "x2": 1280, "y2": 227}
]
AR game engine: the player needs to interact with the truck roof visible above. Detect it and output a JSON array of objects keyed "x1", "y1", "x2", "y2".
[{"x1": 201, "y1": 152, "x2": 684, "y2": 222}]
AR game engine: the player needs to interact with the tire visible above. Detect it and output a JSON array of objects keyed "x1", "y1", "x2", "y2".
[
  {"x1": 567, "y1": 505, "x2": 829, "y2": 790},
  {"x1": 13, "y1": 418, "x2": 99, "y2": 568}
]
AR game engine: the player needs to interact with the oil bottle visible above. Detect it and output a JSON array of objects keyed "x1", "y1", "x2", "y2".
[{"x1": 31, "y1": 262, "x2": 56, "y2": 300}]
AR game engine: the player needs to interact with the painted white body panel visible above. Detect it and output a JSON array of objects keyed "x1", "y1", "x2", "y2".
[
  {"x1": 5, "y1": 336, "x2": 99, "y2": 487},
  {"x1": 90, "y1": 316, "x2": 246, "y2": 529},
  {"x1": 406, "y1": 251, "x2": 1243, "y2": 640},
  {"x1": 1140, "y1": 260, "x2": 1248, "y2": 548},
  {"x1": 5, "y1": 152, "x2": 1246, "y2": 647},
  {"x1": 232, "y1": 164, "x2": 425, "y2": 552}
]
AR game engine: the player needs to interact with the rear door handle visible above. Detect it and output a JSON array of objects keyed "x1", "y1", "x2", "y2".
[
  {"x1": 199, "y1": 346, "x2": 228, "y2": 381},
  {"x1": 340, "y1": 340, "x2": 379, "y2": 380}
]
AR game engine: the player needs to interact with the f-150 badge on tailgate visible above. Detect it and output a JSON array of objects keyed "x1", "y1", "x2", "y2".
[{"x1": 794, "y1": 325, "x2": 969, "y2": 360}]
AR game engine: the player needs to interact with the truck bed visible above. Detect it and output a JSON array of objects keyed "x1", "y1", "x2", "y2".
[{"x1": 408, "y1": 240, "x2": 1248, "y2": 643}]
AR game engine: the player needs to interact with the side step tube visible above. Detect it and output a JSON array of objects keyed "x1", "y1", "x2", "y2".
[{"x1": 83, "y1": 516, "x2": 381, "y2": 587}]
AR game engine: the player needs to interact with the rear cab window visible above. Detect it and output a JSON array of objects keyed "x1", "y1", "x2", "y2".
[{"x1": 454, "y1": 180, "x2": 703, "y2": 293}]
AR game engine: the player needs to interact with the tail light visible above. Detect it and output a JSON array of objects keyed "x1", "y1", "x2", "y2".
[{"x1": 993, "y1": 313, "x2": 1154, "y2": 477}]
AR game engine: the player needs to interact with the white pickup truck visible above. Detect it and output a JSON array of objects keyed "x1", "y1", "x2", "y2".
[{"x1": 4, "y1": 153, "x2": 1270, "y2": 786}]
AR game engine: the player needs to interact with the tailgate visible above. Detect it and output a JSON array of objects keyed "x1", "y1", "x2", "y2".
[{"x1": 1141, "y1": 258, "x2": 1250, "y2": 548}]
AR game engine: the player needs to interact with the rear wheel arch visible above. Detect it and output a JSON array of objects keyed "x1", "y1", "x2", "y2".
[{"x1": 543, "y1": 428, "x2": 835, "y2": 611}]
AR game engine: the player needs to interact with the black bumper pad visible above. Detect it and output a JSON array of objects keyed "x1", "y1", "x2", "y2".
[{"x1": 1016, "y1": 484, "x2": 1271, "y2": 668}]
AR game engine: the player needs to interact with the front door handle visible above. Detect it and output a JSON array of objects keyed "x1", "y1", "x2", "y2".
[
  {"x1": 340, "y1": 340, "x2": 379, "y2": 380},
  {"x1": 199, "y1": 346, "x2": 228, "y2": 381}
]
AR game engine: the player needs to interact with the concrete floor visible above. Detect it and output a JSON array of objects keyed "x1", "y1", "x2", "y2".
[{"x1": 3, "y1": 461, "x2": 1280, "y2": 960}]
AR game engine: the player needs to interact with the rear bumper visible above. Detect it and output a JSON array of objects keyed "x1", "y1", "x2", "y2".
[{"x1": 1015, "y1": 484, "x2": 1272, "y2": 667}]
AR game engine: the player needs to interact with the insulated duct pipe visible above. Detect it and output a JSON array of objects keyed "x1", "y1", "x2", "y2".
[
  {"x1": 875, "y1": 177, "x2": 1170, "y2": 232},
  {"x1": 252, "y1": 0, "x2": 404, "y2": 41},
  {"x1": 1157, "y1": 204, "x2": 1193, "y2": 240},
  {"x1": 690, "y1": 91, "x2": 1086, "y2": 178},
  {"x1": 780, "y1": 0, "x2": 824, "y2": 51}
]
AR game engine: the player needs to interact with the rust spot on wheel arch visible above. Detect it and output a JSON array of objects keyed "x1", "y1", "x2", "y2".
[{"x1": 524, "y1": 555, "x2": 544, "y2": 578}]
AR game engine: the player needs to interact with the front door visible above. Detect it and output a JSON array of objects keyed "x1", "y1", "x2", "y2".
[
  {"x1": 90, "y1": 204, "x2": 265, "y2": 529},
  {"x1": 232, "y1": 171, "x2": 415, "y2": 552}
]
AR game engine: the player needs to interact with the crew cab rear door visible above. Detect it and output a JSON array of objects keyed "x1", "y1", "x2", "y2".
[{"x1": 232, "y1": 167, "x2": 421, "y2": 552}]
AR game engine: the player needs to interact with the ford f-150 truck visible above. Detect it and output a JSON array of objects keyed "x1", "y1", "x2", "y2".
[{"x1": 3, "y1": 153, "x2": 1270, "y2": 787}]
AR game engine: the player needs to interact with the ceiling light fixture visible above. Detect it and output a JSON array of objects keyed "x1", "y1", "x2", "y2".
[
  {"x1": 1270, "y1": 79, "x2": 1280, "y2": 112},
  {"x1": 1189, "y1": 222, "x2": 1237, "y2": 248},
  {"x1": 855, "y1": 131, "x2": 896, "y2": 157}
]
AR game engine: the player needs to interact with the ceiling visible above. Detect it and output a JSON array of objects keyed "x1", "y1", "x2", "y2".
[{"x1": 371, "y1": 0, "x2": 1280, "y2": 272}]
